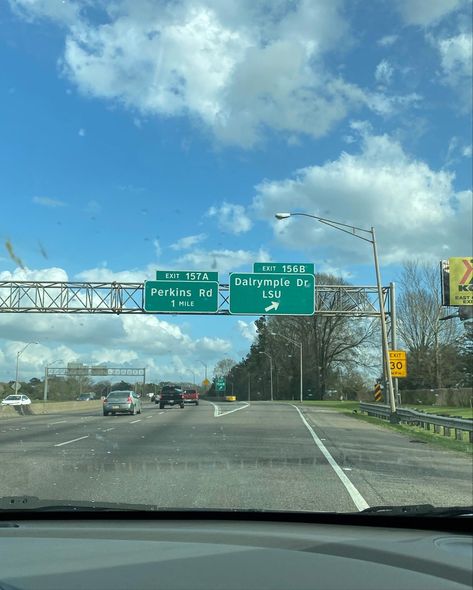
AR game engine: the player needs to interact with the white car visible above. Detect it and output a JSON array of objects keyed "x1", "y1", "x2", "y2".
[{"x1": 1, "y1": 394, "x2": 32, "y2": 406}]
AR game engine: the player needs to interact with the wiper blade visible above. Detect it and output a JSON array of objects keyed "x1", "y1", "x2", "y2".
[
  {"x1": 360, "y1": 504, "x2": 473, "y2": 517},
  {"x1": 0, "y1": 496, "x2": 158, "y2": 512}
]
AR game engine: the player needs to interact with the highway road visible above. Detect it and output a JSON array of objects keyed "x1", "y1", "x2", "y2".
[{"x1": 0, "y1": 401, "x2": 472, "y2": 511}]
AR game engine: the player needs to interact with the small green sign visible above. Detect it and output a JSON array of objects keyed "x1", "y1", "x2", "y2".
[
  {"x1": 144, "y1": 280, "x2": 219, "y2": 313},
  {"x1": 216, "y1": 378, "x2": 226, "y2": 392},
  {"x1": 253, "y1": 263, "x2": 314, "y2": 275},
  {"x1": 156, "y1": 270, "x2": 219, "y2": 282},
  {"x1": 229, "y1": 273, "x2": 315, "y2": 316}
]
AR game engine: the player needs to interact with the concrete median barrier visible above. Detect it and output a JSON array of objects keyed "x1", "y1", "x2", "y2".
[
  {"x1": 0, "y1": 400, "x2": 103, "y2": 418},
  {"x1": 0, "y1": 405, "x2": 21, "y2": 419}
]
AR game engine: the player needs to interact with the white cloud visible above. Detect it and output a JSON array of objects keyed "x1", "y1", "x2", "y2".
[
  {"x1": 207, "y1": 202, "x2": 252, "y2": 234},
  {"x1": 377, "y1": 35, "x2": 399, "y2": 47},
  {"x1": 0, "y1": 266, "x2": 69, "y2": 281},
  {"x1": 0, "y1": 265, "x2": 234, "y2": 381},
  {"x1": 252, "y1": 125, "x2": 472, "y2": 267},
  {"x1": 8, "y1": 0, "x2": 82, "y2": 25},
  {"x1": 374, "y1": 60, "x2": 394, "y2": 85},
  {"x1": 32, "y1": 196, "x2": 67, "y2": 208},
  {"x1": 78, "y1": 127, "x2": 86, "y2": 136},
  {"x1": 436, "y1": 32, "x2": 472, "y2": 108},
  {"x1": 170, "y1": 233, "x2": 207, "y2": 251},
  {"x1": 463, "y1": 145, "x2": 472, "y2": 157},
  {"x1": 237, "y1": 320, "x2": 257, "y2": 342},
  {"x1": 393, "y1": 0, "x2": 468, "y2": 27},
  {"x1": 195, "y1": 336, "x2": 232, "y2": 354},
  {"x1": 175, "y1": 247, "x2": 269, "y2": 273},
  {"x1": 74, "y1": 266, "x2": 151, "y2": 282},
  {"x1": 9, "y1": 0, "x2": 398, "y2": 147},
  {"x1": 153, "y1": 239, "x2": 162, "y2": 259}
]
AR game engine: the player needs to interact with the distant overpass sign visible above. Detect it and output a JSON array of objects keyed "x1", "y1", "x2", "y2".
[
  {"x1": 254, "y1": 263, "x2": 314, "y2": 274},
  {"x1": 229, "y1": 273, "x2": 315, "y2": 315}
]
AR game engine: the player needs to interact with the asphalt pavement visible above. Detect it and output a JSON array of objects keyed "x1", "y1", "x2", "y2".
[{"x1": 0, "y1": 401, "x2": 471, "y2": 511}]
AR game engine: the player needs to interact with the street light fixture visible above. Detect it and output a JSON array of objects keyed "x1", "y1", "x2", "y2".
[
  {"x1": 270, "y1": 332, "x2": 303, "y2": 402},
  {"x1": 258, "y1": 351, "x2": 274, "y2": 401},
  {"x1": 275, "y1": 211, "x2": 396, "y2": 417},
  {"x1": 15, "y1": 342, "x2": 39, "y2": 397}
]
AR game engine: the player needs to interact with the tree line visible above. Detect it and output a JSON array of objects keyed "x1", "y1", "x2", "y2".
[{"x1": 211, "y1": 264, "x2": 472, "y2": 401}]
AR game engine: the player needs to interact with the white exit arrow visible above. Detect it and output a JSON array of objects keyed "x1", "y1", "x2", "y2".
[{"x1": 264, "y1": 301, "x2": 280, "y2": 312}]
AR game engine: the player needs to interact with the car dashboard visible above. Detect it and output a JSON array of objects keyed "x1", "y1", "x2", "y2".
[{"x1": 0, "y1": 514, "x2": 472, "y2": 590}]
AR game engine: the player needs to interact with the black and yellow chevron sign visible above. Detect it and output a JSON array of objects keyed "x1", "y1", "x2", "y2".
[{"x1": 374, "y1": 383, "x2": 382, "y2": 402}]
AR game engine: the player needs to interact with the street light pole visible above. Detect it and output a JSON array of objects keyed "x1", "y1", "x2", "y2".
[
  {"x1": 271, "y1": 332, "x2": 302, "y2": 402},
  {"x1": 43, "y1": 359, "x2": 63, "y2": 402},
  {"x1": 15, "y1": 342, "x2": 38, "y2": 398},
  {"x1": 275, "y1": 212, "x2": 396, "y2": 417},
  {"x1": 197, "y1": 360, "x2": 208, "y2": 382},
  {"x1": 259, "y1": 351, "x2": 274, "y2": 401}
]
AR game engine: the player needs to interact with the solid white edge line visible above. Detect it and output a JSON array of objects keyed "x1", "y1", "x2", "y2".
[
  {"x1": 49, "y1": 420, "x2": 67, "y2": 425},
  {"x1": 130, "y1": 419, "x2": 141, "y2": 424},
  {"x1": 291, "y1": 404, "x2": 369, "y2": 512},
  {"x1": 209, "y1": 401, "x2": 250, "y2": 418},
  {"x1": 54, "y1": 435, "x2": 89, "y2": 447}
]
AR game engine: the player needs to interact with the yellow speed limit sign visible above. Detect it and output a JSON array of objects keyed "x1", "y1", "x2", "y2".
[{"x1": 389, "y1": 350, "x2": 407, "y2": 378}]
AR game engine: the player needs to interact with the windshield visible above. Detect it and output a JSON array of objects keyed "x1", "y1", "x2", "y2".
[{"x1": 0, "y1": 0, "x2": 471, "y2": 515}]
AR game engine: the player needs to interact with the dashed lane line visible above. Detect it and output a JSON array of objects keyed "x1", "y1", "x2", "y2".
[{"x1": 54, "y1": 435, "x2": 89, "y2": 447}]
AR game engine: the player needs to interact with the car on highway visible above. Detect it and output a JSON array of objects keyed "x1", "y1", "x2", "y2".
[
  {"x1": 157, "y1": 384, "x2": 185, "y2": 409},
  {"x1": 76, "y1": 392, "x2": 95, "y2": 401},
  {"x1": 103, "y1": 390, "x2": 142, "y2": 416},
  {"x1": 183, "y1": 388, "x2": 199, "y2": 405},
  {"x1": 1, "y1": 394, "x2": 32, "y2": 406}
]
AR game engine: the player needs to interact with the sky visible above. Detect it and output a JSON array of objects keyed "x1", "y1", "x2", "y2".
[{"x1": 0, "y1": 0, "x2": 472, "y2": 385}]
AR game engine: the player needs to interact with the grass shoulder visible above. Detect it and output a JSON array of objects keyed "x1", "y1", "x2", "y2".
[{"x1": 280, "y1": 400, "x2": 473, "y2": 455}]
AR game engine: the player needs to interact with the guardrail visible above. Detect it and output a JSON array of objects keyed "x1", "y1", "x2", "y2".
[{"x1": 359, "y1": 402, "x2": 473, "y2": 443}]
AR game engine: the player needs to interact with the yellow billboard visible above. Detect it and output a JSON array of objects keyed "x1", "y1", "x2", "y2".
[{"x1": 449, "y1": 257, "x2": 473, "y2": 306}]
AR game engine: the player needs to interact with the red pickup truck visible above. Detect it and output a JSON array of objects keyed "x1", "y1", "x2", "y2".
[{"x1": 183, "y1": 389, "x2": 199, "y2": 406}]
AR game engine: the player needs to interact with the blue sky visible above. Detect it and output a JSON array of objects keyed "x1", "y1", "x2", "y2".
[{"x1": 0, "y1": 0, "x2": 471, "y2": 383}]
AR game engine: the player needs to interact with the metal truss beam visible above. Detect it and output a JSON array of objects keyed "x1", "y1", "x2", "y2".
[{"x1": 0, "y1": 281, "x2": 391, "y2": 316}]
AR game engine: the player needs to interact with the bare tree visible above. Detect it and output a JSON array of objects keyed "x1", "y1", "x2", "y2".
[{"x1": 397, "y1": 260, "x2": 462, "y2": 388}]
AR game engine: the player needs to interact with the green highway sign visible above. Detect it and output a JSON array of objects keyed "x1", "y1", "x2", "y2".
[
  {"x1": 216, "y1": 378, "x2": 226, "y2": 392},
  {"x1": 229, "y1": 273, "x2": 315, "y2": 316},
  {"x1": 254, "y1": 263, "x2": 314, "y2": 275},
  {"x1": 144, "y1": 280, "x2": 219, "y2": 313},
  {"x1": 156, "y1": 270, "x2": 219, "y2": 282}
]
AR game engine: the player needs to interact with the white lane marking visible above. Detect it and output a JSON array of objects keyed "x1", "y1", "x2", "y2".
[
  {"x1": 102, "y1": 427, "x2": 115, "y2": 432},
  {"x1": 146, "y1": 415, "x2": 153, "y2": 419},
  {"x1": 159, "y1": 411, "x2": 165, "y2": 415},
  {"x1": 209, "y1": 401, "x2": 250, "y2": 418},
  {"x1": 130, "y1": 419, "x2": 141, "y2": 424},
  {"x1": 291, "y1": 405, "x2": 369, "y2": 512},
  {"x1": 54, "y1": 435, "x2": 89, "y2": 447},
  {"x1": 49, "y1": 420, "x2": 67, "y2": 425}
]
